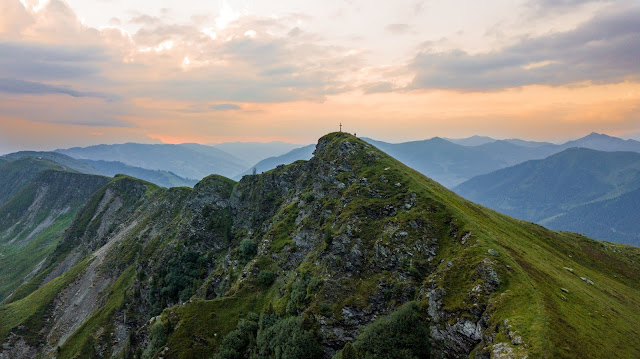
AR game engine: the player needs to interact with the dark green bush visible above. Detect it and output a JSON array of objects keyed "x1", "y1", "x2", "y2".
[
  {"x1": 213, "y1": 314, "x2": 259, "y2": 359},
  {"x1": 213, "y1": 313, "x2": 322, "y2": 359},
  {"x1": 324, "y1": 226, "x2": 333, "y2": 246},
  {"x1": 286, "y1": 276, "x2": 309, "y2": 315},
  {"x1": 254, "y1": 316, "x2": 323, "y2": 359},
  {"x1": 149, "y1": 249, "x2": 209, "y2": 314},
  {"x1": 258, "y1": 270, "x2": 276, "y2": 286},
  {"x1": 240, "y1": 239, "x2": 258, "y2": 261},
  {"x1": 333, "y1": 302, "x2": 430, "y2": 359},
  {"x1": 142, "y1": 317, "x2": 170, "y2": 359}
]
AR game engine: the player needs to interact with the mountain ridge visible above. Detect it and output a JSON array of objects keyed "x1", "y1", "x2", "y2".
[
  {"x1": 57, "y1": 143, "x2": 247, "y2": 180},
  {"x1": 0, "y1": 133, "x2": 639, "y2": 358}
]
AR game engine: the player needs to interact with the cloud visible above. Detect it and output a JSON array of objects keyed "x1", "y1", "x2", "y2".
[
  {"x1": 2, "y1": 1, "x2": 363, "y2": 107},
  {"x1": 409, "y1": 4, "x2": 640, "y2": 91},
  {"x1": 362, "y1": 82, "x2": 395, "y2": 94},
  {"x1": 211, "y1": 104, "x2": 241, "y2": 111},
  {"x1": 129, "y1": 14, "x2": 163, "y2": 26},
  {"x1": 386, "y1": 23, "x2": 411, "y2": 35},
  {"x1": 0, "y1": 91, "x2": 135, "y2": 128},
  {"x1": 0, "y1": 42, "x2": 107, "y2": 81},
  {"x1": 122, "y1": 16, "x2": 362, "y2": 102},
  {"x1": 0, "y1": 78, "x2": 120, "y2": 100},
  {"x1": 526, "y1": 0, "x2": 612, "y2": 16}
]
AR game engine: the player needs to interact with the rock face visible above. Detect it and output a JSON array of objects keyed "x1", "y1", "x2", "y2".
[{"x1": 1, "y1": 133, "x2": 640, "y2": 359}]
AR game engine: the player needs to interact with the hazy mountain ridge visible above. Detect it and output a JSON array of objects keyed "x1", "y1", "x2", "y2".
[
  {"x1": 57, "y1": 143, "x2": 248, "y2": 180},
  {"x1": 2, "y1": 151, "x2": 103, "y2": 176},
  {"x1": 212, "y1": 141, "x2": 306, "y2": 166},
  {"x1": 236, "y1": 132, "x2": 640, "y2": 189},
  {"x1": 233, "y1": 144, "x2": 315, "y2": 180},
  {"x1": 364, "y1": 137, "x2": 559, "y2": 187},
  {"x1": 454, "y1": 148, "x2": 640, "y2": 245},
  {"x1": 47, "y1": 133, "x2": 640, "y2": 190},
  {"x1": 443, "y1": 135, "x2": 497, "y2": 146},
  {"x1": 79, "y1": 159, "x2": 198, "y2": 188},
  {"x1": 0, "y1": 133, "x2": 639, "y2": 358},
  {"x1": 559, "y1": 132, "x2": 640, "y2": 152}
]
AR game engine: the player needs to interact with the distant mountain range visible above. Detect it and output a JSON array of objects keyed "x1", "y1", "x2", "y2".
[
  {"x1": 455, "y1": 148, "x2": 640, "y2": 245},
  {"x1": 237, "y1": 132, "x2": 640, "y2": 188},
  {"x1": 57, "y1": 143, "x2": 249, "y2": 180},
  {"x1": 212, "y1": 141, "x2": 304, "y2": 166},
  {"x1": 56, "y1": 142, "x2": 308, "y2": 182},
  {"x1": 22, "y1": 132, "x2": 635, "y2": 190},
  {"x1": 79, "y1": 159, "x2": 198, "y2": 188},
  {"x1": 362, "y1": 137, "x2": 559, "y2": 187},
  {"x1": 3, "y1": 151, "x2": 102, "y2": 176},
  {"x1": 366, "y1": 132, "x2": 640, "y2": 187},
  {"x1": 443, "y1": 135, "x2": 498, "y2": 146},
  {"x1": 233, "y1": 144, "x2": 316, "y2": 180}
]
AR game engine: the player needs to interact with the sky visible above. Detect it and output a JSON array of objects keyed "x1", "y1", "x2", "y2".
[{"x1": 1, "y1": 0, "x2": 639, "y2": 153}]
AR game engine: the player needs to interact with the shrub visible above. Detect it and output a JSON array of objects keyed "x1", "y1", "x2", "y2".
[
  {"x1": 258, "y1": 270, "x2": 276, "y2": 286},
  {"x1": 213, "y1": 313, "x2": 322, "y2": 359},
  {"x1": 240, "y1": 239, "x2": 258, "y2": 261},
  {"x1": 324, "y1": 226, "x2": 333, "y2": 246},
  {"x1": 255, "y1": 316, "x2": 323, "y2": 359},
  {"x1": 149, "y1": 249, "x2": 209, "y2": 313},
  {"x1": 213, "y1": 314, "x2": 259, "y2": 359},
  {"x1": 304, "y1": 193, "x2": 315, "y2": 202},
  {"x1": 142, "y1": 317, "x2": 170, "y2": 359},
  {"x1": 286, "y1": 276, "x2": 309, "y2": 315},
  {"x1": 334, "y1": 302, "x2": 430, "y2": 359}
]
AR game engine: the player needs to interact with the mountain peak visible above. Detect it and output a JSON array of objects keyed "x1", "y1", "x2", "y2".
[
  {"x1": 584, "y1": 132, "x2": 612, "y2": 139},
  {"x1": 314, "y1": 132, "x2": 372, "y2": 159}
]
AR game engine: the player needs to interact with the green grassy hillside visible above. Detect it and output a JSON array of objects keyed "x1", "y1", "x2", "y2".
[
  {"x1": 0, "y1": 170, "x2": 109, "y2": 302},
  {"x1": 0, "y1": 157, "x2": 67, "y2": 205},
  {"x1": 1, "y1": 133, "x2": 639, "y2": 359},
  {"x1": 3, "y1": 151, "x2": 103, "y2": 176}
]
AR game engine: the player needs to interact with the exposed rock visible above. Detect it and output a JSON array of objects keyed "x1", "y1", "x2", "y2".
[{"x1": 581, "y1": 277, "x2": 594, "y2": 285}]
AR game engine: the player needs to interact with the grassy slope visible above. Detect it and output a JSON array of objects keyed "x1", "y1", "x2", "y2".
[
  {"x1": 0, "y1": 213, "x2": 75, "y2": 301},
  {"x1": 0, "y1": 258, "x2": 92, "y2": 343},
  {"x1": 0, "y1": 174, "x2": 165, "y2": 355},
  {"x1": 0, "y1": 157, "x2": 65, "y2": 205},
  {"x1": 0, "y1": 170, "x2": 109, "y2": 301},
  {"x1": 398, "y1": 151, "x2": 640, "y2": 358}
]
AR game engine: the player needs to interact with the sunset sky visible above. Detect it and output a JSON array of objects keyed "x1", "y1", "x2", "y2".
[{"x1": 1, "y1": 0, "x2": 639, "y2": 153}]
